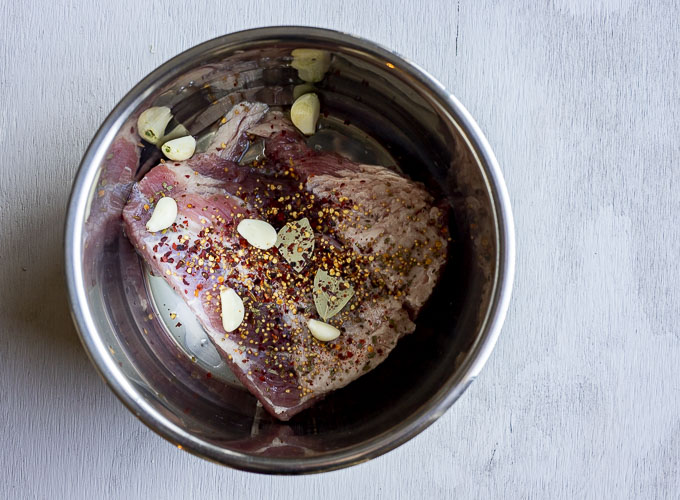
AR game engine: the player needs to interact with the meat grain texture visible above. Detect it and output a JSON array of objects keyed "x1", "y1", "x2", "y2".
[{"x1": 122, "y1": 102, "x2": 448, "y2": 420}]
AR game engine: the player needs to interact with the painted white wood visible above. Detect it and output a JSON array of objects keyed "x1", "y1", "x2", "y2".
[{"x1": 1, "y1": 0, "x2": 678, "y2": 497}]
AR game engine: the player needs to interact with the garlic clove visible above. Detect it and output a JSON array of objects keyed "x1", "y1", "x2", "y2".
[
  {"x1": 138, "y1": 106, "x2": 173, "y2": 145},
  {"x1": 290, "y1": 93, "x2": 320, "y2": 136},
  {"x1": 237, "y1": 219, "x2": 277, "y2": 250},
  {"x1": 220, "y1": 287, "x2": 244, "y2": 332},
  {"x1": 293, "y1": 83, "x2": 316, "y2": 100},
  {"x1": 161, "y1": 135, "x2": 196, "y2": 161},
  {"x1": 308, "y1": 319, "x2": 341, "y2": 342},
  {"x1": 159, "y1": 123, "x2": 190, "y2": 144},
  {"x1": 146, "y1": 196, "x2": 178, "y2": 232},
  {"x1": 291, "y1": 49, "x2": 331, "y2": 83}
]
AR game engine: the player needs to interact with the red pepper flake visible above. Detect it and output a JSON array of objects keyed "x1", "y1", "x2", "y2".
[{"x1": 205, "y1": 372, "x2": 212, "y2": 379}]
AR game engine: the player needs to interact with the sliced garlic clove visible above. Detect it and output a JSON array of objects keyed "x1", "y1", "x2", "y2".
[
  {"x1": 237, "y1": 219, "x2": 277, "y2": 250},
  {"x1": 161, "y1": 135, "x2": 196, "y2": 161},
  {"x1": 291, "y1": 49, "x2": 331, "y2": 83},
  {"x1": 291, "y1": 93, "x2": 320, "y2": 135},
  {"x1": 146, "y1": 196, "x2": 178, "y2": 232},
  {"x1": 220, "y1": 287, "x2": 244, "y2": 332},
  {"x1": 138, "y1": 106, "x2": 173, "y2": 144},
  {"x1": 308, "y1": 319, "x2": 341, "y2": 342}
]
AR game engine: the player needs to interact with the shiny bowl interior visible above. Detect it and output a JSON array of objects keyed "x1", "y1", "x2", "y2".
[{"x1": 65, "y1": 27, "x2": 514, "y2": 474}]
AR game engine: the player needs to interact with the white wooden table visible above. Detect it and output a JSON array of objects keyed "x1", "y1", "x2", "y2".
[{"x1": 2, "y1": 1, "x2": 678, "y2": 498}]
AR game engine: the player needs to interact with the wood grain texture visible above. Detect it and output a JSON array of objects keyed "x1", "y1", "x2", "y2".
[{"x1": 1, "y1": 0, "x2": 679, "y2": 498}]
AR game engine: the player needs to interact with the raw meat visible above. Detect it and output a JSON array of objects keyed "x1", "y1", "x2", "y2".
[{"x1": 122, "y1": 102, "x2": 448, "y2": 420}]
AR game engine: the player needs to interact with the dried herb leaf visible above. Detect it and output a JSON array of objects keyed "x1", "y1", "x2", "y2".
[
  {"x1": 276, "y1": 217, "x2": 315, "y2": 273},
  {"x1": 238, "y1": 139, "x2": 266, "y2": 165},
  {"x1": 313, "y1": 269, "x2": 354, "y2": 321}
]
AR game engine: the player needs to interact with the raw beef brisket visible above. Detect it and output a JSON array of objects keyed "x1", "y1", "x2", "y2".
[{"x1": 122, "y1": 102, "x2": 448, "y2": 420}]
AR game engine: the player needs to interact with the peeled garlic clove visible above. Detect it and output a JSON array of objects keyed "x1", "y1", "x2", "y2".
[
  {"x1": 308, "y1": 319, "x2": 341, "y2": 342},
  {"x1": 220, "y1": 287, "x2": 244, "y2": 332},
  {"x1": 293, "y1": 83, "x2": 316, "y2": 100},
  {"x1": 159, "y1": 123, "x2": 190, "y2": 144},
  {"x1": 161, "y1": 135, "x2": 196, "y2": 161},
  {"x1": 138, "y1": 106, "x2": 173, "y2": 144},
  {"x1": 291, "y1": 49, "x2": 331, "y2": 83},
  {"x1": 291, "y1": 93, "x2": 320, "y2": 135},
  {"x1": 237, "y1": 219, "x2": 277, "y2": 249},
  {"x1": 146, "y1": 196, "x2": 177, "y2": 232}
]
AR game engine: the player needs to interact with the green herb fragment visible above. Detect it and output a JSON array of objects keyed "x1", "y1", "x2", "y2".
[
  {"x1": 313, "y1": 269, "x2": 354, "y2": 321},
  {"x1": 276, "y1": 217, "x2": 315, "y2": 273}
]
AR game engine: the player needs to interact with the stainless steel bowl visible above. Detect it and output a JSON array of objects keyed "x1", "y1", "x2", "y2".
[{"x1": 65, "y1": 26, "x2": 515, "y2": 474}]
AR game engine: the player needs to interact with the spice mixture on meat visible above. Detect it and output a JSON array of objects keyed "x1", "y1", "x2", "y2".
[{"x1": 122, "y1": 100, "x2": 448, "y2": 420}]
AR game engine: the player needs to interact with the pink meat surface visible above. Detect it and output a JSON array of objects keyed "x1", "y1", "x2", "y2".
[{"x1": 122, "y1": 103, "x2": 448, "y2": 420}]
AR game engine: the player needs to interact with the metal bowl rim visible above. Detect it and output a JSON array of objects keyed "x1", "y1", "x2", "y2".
[{"x1": 64, "y1": 25, "x2": 515, "y2": 474}]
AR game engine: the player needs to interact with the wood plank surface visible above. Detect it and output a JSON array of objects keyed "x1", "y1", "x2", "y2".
[{"x1": 1, "y1": 0, "x2": 678, "y2": 498}]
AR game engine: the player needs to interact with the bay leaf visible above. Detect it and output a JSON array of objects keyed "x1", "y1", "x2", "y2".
[
  {"x1": 276, "y1": 217, "x2": 315, "y2": 273},
  {"x1": 313, "y1": 269, "x2": 354, "y2": 321}
]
